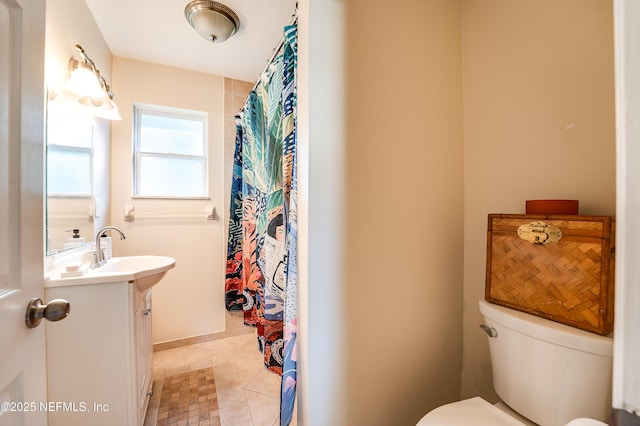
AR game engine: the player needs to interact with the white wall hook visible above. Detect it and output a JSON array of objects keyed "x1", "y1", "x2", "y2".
[
  {"x1": 206, "y1": 205, "x2": 215, "y2": 221},
  {"x1": 124, "y1": 205, "x2": 135, "y2": 222}
]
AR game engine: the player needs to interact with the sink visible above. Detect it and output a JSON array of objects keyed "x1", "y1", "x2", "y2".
[
  {"x1": 95, "y1": 256, "x2": 176, "y2": 291},
  {"x1": 46, "y1": 255, "x2": 176, "y2": 291}
]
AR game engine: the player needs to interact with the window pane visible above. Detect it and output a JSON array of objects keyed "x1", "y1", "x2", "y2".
[
  {"x1": 133, "y1": 104, "x2": 208, "y2": 198},
  {"x1": 47, "y1": 149, "x2": 91, "y2": 195},
  {"x1": 140, "y1": 114, "x2": 204, "y2": 156},
  {"x1": 139, "y1": 155, "x2": 204, "y2": 197},
  {"x1": 47, "y1": 108, "x2": 93, "y2": 148}
]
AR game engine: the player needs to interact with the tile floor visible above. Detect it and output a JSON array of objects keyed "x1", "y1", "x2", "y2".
[
  {"x1": 154, "y1": 367, "x2": 219, "y2": 425},
  {"x1": 144, "y1": 333, "x2": 296, "y2": 426}
]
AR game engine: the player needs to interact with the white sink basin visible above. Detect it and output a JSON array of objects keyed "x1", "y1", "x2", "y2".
[
  {"x1": 95, "y1": 256, "x2": 176, "y2": 291},
  {"x1": 46, "y1": 255, "x2": 176, "y2": 291}
]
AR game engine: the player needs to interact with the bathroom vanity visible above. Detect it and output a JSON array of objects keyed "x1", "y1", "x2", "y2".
[{"x1": 44, "y1": 253, "x2": 175, "y2": 426}]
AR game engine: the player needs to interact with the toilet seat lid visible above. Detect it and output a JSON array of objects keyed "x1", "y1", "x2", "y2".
[{"x1": 416, "y1": 397, "x2": 525, "y2": 425}]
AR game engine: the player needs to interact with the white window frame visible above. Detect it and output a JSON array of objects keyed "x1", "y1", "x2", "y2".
[{"x1": 132, "y1": 103, "x2": 209, "y2": 199}]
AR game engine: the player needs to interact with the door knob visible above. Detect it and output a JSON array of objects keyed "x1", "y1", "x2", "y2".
[{"x1": 25, "y1": 298, "x2": 70, "y2": 328}]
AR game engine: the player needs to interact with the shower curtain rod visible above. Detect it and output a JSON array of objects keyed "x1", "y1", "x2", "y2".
[{"x1": 238, "y1": 12, "x2": 298, "y2": 116}]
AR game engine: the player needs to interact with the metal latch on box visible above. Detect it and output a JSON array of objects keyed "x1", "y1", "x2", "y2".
[{"x1": 517, "y1": 221, "x2": 562, "y2": 245}]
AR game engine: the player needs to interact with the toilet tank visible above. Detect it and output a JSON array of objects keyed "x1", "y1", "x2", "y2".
[{"x1": 479, "y1": 300, "x2": 613, "y2": 426}]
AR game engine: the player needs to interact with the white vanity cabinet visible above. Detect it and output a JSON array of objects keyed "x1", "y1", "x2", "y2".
[{"x1": 45, "y1": 280, "x2": 154, "y2": 426}]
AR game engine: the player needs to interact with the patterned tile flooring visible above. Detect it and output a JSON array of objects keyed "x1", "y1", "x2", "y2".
[
  {"x1": 144, "y1": 333, "x2": 296, "y2": 426},
  {"x1": 156, "y1": 368, "x2": 219, "y2": 425}
]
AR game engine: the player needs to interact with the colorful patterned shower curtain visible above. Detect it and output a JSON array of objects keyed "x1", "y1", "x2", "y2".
[{"x1": 225, "y1": 23, "x2": 297, "y2": 426}]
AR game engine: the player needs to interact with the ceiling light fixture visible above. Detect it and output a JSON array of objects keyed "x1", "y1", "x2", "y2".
[{"x1": 184, "y1": 0, "x2": 240, "y2": 43}]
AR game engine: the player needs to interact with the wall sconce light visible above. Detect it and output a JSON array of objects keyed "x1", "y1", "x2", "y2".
[
  {"x1": 65, "y1": 62, "x2": 104, "y2": 99},
  {"x1": 65, "y1": 45, "x2": 121, "y2": 120},
  {"x1": 78, "y1": 95, "x2": 121, "y2": 121},
  {"x1": 184, "y1": 0, "x2": 240, "y2": 43}
]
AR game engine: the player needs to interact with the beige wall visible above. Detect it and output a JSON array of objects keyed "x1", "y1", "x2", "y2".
[
  {"x1": 343, "y1": 0, "x2": 465, "y2": 424},
  {"x1": 110, "y1": 57, "x2": 227, "y2": 344},
  {"x1": 460, "y1": 0, "x2": 616, "y2": 400}
]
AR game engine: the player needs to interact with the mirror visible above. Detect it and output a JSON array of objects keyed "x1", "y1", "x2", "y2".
[{"x1": 45, "y1": 92, "x2": 95, "y2": 254}]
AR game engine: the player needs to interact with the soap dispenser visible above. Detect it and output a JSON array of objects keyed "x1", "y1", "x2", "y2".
[
  {"x1": 63, "y1": 229, "x2": 85, "y2": 249},
  {"x1": 100, "y1": 232, "x2": 112, "y2": 260}
]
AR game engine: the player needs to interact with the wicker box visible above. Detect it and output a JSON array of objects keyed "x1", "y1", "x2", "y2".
[{"x1": 485, "y1": 214, "x2": 615, "y2": 335}]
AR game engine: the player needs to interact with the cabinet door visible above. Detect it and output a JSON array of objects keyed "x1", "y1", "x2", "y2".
[{"x1": 135, "y1": 289, "x2": 153, "y2": 424}]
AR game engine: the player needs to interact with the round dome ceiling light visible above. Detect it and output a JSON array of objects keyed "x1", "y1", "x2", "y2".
[{"x1": 184, "y1": 0, "x2": 240, "y2": 43}]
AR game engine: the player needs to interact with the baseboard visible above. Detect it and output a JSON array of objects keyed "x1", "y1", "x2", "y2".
[
  {"x1": 153, "y1": 310, "x2": 254, "y2": 352},
  {"x1": 152, "y1": 331, "x2": 226, "y2": 352}
]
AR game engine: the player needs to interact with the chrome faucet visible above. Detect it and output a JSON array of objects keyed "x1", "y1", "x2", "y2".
[{"x1": 91, "y1": 226, "x2": 126, "y2": 268}]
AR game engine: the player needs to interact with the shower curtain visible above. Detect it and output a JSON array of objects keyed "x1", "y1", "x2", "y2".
[{"x1": 225, "y1": 23, "x2": 297, "y2": 426}]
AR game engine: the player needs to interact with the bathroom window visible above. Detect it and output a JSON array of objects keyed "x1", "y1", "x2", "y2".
[{"x1": 133, "y1": 104, "x2": 208, "y2": 198}]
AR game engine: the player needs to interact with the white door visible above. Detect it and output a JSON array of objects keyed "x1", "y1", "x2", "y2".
[
  {"x1": 613, "y1": 0, "x2": 640, "y2": 415},
  {"x1": 0, "y1": 0, "x2": 48, "y2": 425}
]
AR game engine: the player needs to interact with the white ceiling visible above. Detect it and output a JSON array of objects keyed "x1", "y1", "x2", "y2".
[{"x1": 84, "y1": 0, "x2": 297, "y2": 83}]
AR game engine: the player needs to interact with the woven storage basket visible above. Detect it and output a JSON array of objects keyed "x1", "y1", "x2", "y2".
[{"x1": 485, "y1": 214, "x2": 615, "y2": 335}]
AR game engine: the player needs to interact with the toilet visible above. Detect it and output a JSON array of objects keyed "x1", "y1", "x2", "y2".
[{"x1": 417, "y1": 300, "x2": 613, "y2": 426}]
